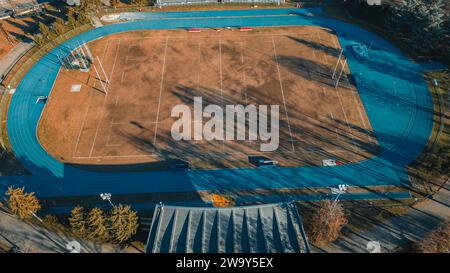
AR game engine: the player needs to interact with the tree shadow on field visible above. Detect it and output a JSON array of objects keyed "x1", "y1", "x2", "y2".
[
  {"x1": 275, "y1": 55, "x2": 338, "y2": 88},
  {"x1": 287, "y1": 35, "x2": 341, "y2": 58}
]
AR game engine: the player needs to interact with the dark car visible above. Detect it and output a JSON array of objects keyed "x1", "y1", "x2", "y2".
[
  {"x1": 248, "y1": 156, "x2": 278, "y2": 168},
  {"x1": 170, "y1": 159, "x2": 189, "y2": 170}
]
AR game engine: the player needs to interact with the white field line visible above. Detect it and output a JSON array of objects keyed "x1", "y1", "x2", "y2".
[
  {"x1": 219, "y1": 38, "x2": 224, "y2": 105},
  {"x1": 334, "y1": 87, "x2": 354, "y2": 140},
  {"x1": 152, "y1": 36, "x2": 169, "y2": 146},
  {"x1": 89, "y1": 39, "x2": 121, "y2": 157},
  {"x1": 72, "y1": 85, "x2": 94, "y2": 157},
  {"x1": 197, "y1": 41, "x2": 201, "y2": 87},
  {"x1": 72, "y1": 146, "x2": 350, "y2": 160},
  {"x1": 322, "y1": 86, "x2": 340, "y2": 140},
  {"x1": 316, "y1": 30, "x2": 335, "y2": 79},
  {"x1": 219, "y1": 38, "x2": 225, "y2": 151},
  {"x1": 105, "y1": 120, "x2": 123, "y2": 147},
  {"x1": 120, "y1": 71, "x2": 125, "y2": 84},
  {"x1": 72, "y1": 40, "x2": 111, "y2": 158},
  {"x1": 272, "y1": 35, "x2": 295, "y2": 152},
  {"x1": 352, "y1": 93, "x2": 371, "y2": 139}
]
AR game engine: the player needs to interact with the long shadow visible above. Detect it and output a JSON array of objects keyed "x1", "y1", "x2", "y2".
[{"x1": 287, "y1": 35, "x2": 340, "y2": 58}]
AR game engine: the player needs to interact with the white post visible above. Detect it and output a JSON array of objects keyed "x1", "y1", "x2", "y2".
[
  {"x1": 334, "y1": 59, "x2": 347, "y2": 89},
  {"x1": 93, "y1": 64, "x2": 108, "y2": 94},
  {"x1": 83, "y1": 41, "x2": 94, "y2": 63},
  {"x1": 96, "y1": 56, "x2": 109, "y2": 84},
  {"x1": 332, "y1": 49, "x2": 343, "y2": 80}
]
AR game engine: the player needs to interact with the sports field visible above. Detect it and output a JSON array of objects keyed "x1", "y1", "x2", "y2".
[{"x1": 38, "y1": 26, "x2": 377, "y2": 169}]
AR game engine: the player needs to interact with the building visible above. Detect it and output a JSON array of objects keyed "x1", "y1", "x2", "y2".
[{"x1": 145, "y1": 202, "x2": 310, "y2": 253}]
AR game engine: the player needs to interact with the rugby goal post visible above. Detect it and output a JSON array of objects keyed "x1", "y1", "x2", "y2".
[
  {"x1": 92, "y1": 56, "x2": 110, "y2": 94},
  {"x1": 332, "y1": 49, "x2": 348, "y2": 89}
]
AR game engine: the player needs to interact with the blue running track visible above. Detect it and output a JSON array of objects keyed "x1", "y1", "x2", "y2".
[{"x1": 1, "y1": 8, "x2": 436, "y2": 204}]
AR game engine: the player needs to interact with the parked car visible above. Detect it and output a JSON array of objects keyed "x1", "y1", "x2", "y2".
[{"x1": 248, "y1": 156, "x2": 278, "y2": 168}]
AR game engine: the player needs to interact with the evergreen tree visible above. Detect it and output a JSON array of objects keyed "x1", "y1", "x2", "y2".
[
  {"x1": 87, "y1": 207, "x2": 110, "y2": 242},
  {"x1": 33, "y1": 34, "x2": 46, "y2": 47},
  {"x1": 69, "y1": 206, "x2": 87, "y2": 237},
  {"x1": 109, "y1": 204, "x2": 139, "y2": 244},
  {"x1": 67, "y1": 9, "x2": 79, "y2": 29},
  {"x1": 5, "y1": 187, "x2": 41, "y2": 219},
  {"x1": 38, "y1": 22, "x2": 53, "y2": 40},
  {"x1": 384, "y1": 0, "x2": 448, "y2": 54},
  {"x1": 53, "y1": 17, "x2": 68, "y2": 37}
]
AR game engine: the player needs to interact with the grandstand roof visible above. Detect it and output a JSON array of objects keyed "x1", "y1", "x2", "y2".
[{"x1": 145, "y1": 202, "x2": 310, "y2": 253}]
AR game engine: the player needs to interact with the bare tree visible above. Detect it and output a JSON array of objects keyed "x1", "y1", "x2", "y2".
[
  {"x1": 415, "y1": 222, "x2": 450, "y2": 253},
  {"x1": 308, "y1": 200, "x2": 348, "y2": 247}
]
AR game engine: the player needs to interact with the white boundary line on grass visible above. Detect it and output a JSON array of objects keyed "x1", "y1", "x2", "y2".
[
  {"x1": 272, "y1": 35, "x2": 295, "y2": 152},
  {"x1": 89, "y1": 39, "x2": 121, "y2": 157},
  {"x1": 152, "y1": 36, "x2": 169, "y2": 146},
  {"x1": 72, "y1": 40, "x2": 111, "y2": 158}
]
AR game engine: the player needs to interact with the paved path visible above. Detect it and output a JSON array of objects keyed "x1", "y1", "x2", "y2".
[
  {"x1": 0, "y1": 210, "x2": 140, "y2": 253},
  {"x1": 315, "y1": 179, "x2": 450, "y2": 253},
  {"x1": 0, "y1": 41, "x2": 33, "y2": 84},
  {"x1": 90, "y1": 15, "x2": 103, "y2": 28}
]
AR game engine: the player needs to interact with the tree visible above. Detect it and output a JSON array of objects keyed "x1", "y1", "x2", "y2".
[
  {"x1": 78, "y1": 0, "x2": 102, "y2": 15},
  {"x1": 110, "y1": 0, "x2": 119, "y2": 7},
  {"x1": 5, "y1": 187, "x2": 41, "y2": 219},
  {"x1": 53, "y1": 17, "x2": 68, "y2": 37},
  {"x1": 67, "y1": 9, "x2": 79, "y2": 29},
  {"x1": 109, "y1": 204, "x2": 139, "y2": 244},
  {"x1": 132, "y1": 0, "x2": 148, "y2": 7},
  {"x1": 415, "y1": 222, "x2": 449, "y2": 253},
  {"x1": 308, "y1": 200, "x2": 347, "y2": 247},
  {"x1": 69, "y1": 206, "x2": 87, "y2": 237},
  {"x1": 87, "y1": 208, "x2": 110, "y2": 242},
  {"x1": 33, "y1": 34, "x2": 47, "y2": 48},
  {"x1": 38, "y1": 22, "x2": 53, "y2": 41},
  {"x1": 384, "y1": 0, "x2": 448, "y2": 54}
]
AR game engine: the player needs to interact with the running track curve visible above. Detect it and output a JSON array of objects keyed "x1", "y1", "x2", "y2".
[{"x1": 1, "y1": 8, "x2": 436, "y2": 205}]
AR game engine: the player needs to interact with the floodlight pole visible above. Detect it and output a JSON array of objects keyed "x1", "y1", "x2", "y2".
[{"x1": 100, "y1": 193, "x2": 115, "y2": 208}]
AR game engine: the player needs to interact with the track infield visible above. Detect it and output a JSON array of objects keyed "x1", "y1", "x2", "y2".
[{"x1": 38, "y1": 26, "x2": 378, "y2": 169}]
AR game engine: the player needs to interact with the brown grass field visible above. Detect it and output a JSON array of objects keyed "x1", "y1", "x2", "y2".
[{"x1": 37, "y1": 26, "x2": 379, "y2": 169}]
